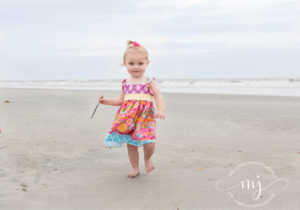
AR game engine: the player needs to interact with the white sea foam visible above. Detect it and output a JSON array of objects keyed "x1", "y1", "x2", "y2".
[{"x1": 0, "y1": 78, "x2": 300, "y2": 96}]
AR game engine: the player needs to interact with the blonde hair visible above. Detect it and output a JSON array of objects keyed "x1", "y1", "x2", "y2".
[{"x1": 122, "y1": 40, "x2": 149, "y2": 65}]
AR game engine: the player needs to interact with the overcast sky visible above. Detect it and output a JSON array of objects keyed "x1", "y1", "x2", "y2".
[{"x1": 0, "y1": 0, "x2": 300, "y2": 80}]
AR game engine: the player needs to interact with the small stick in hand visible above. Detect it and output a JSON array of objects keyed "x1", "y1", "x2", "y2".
[{"x1": 91, "y1": 95, "x2": 103, "y2": 119}]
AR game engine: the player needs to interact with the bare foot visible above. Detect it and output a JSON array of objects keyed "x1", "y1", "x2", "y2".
[
  {"x1": 128, "y1": 168, "x2": 139, "y2": 178},
  {"x1": 144, "y1": 159, "x2": 155, "y2": 174}
]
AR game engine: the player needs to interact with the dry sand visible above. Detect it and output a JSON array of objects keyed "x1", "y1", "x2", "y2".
[{"x1": 0, "y1": 88, "x2": 300, "y2": 210}]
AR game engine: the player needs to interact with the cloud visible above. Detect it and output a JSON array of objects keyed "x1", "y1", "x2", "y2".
[
  {"x1": 130, "y1": 0, "x2": 300, "y2": 9},
  {"x1": 129, "y1": 0, "x2": 209, "y2": 9},
  {"x1": 1, "y1": 0, "x2": 300, "y2": 79},
  {"x1": 0, "y1": 30, "x2": 7, "y2": 47}
]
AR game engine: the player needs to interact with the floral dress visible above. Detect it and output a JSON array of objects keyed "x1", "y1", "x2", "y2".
[{"x1": 103, "y1": 77, "x2": 156, "y2": 148}]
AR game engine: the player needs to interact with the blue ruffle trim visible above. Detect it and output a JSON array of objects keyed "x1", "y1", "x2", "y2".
[{"x1": 103, "y1": 131, "x2": 156, "y2": 148}]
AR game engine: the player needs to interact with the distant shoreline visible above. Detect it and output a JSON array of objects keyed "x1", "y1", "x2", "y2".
[
  {"x1": 1, "y1": 78, "x2": 300, "y2": 97},
  {"x1": 1, "y1": 87, "x2": 300, "y2": 97}
]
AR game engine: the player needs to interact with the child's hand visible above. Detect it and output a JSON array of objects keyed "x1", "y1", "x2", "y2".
[
  {"x1": 98, "y1": 95, "x2": 105, "y2": 104},
  {"x1": 155, "y1": 110, "x2": 165, "y2": 120}
]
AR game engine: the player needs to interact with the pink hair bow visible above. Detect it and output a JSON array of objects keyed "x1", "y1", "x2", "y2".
[{"x1": 133, "y1": 41, "x2": 140, "y2": 47}]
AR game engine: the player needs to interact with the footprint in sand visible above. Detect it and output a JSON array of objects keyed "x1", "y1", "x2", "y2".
[{"x1": 20, "y1": 183, "x2": 28, "y2": 192}]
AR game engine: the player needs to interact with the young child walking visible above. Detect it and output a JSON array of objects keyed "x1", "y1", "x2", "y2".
[{"x1": 99, "y1": 40, "x2": 165, "y2": 178}]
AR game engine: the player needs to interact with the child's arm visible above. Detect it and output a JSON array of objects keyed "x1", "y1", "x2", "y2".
[
  {"x1": 150, "y1": 80, "x2": 165, "y2": 120},
  {"x1": 98, "y1": 90, "x2": 124, "y2": 106}
]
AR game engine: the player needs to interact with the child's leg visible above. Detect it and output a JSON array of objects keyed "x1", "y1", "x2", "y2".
[
  {"x1": 143, "y1": 143, "x2": 155, "y2": 173},
  {"x1": 127, "y1": 144, "x2": 139, "y2": 178}
]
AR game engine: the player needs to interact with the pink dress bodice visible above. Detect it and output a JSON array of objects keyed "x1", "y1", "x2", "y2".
[{"x1": 122, "y1": 77, "x2": 155, "y2": 96}]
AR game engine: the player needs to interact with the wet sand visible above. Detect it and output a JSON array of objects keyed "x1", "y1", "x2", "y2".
[{"x1": 1, "y1": 88, "x2": 300, "y2": 210}]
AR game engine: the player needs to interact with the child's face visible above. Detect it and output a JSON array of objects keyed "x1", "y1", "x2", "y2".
[{"x1": 124, "y1": 52, "x2": 149, "y2": 79}]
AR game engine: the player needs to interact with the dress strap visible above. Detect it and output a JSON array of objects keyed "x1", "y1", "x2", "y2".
[
  {"x1": 121, "y1": 79, "x2": 126, "y2": 90},
  {"x1": 146, "y1": 77, "x2": 155, "y2": 96}
]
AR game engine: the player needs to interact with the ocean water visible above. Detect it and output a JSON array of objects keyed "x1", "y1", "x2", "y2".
[{"x1": 0, "y1": 78, "x2": 300, "y2": 97}]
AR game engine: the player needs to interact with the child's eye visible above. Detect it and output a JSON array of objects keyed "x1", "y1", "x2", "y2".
[
  {"x1": 139, "y1": 62, "x2": 144, "y2": 65},
  {"x1": 129, "y1": 62, "x2": 134, "y2": 65}
]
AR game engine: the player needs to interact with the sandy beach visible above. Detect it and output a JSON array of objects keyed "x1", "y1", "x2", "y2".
[{"x1": 1, "y1": 88, "x2": 300, "y2": 210}]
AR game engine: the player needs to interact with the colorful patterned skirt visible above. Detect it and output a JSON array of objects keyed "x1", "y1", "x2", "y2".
[{"x1": 103, "y1": 100, "x2": 156, "y2": 148}]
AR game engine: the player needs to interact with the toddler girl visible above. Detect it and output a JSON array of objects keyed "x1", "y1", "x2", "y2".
[{"x1": 99, "y1": 40, "x2": 165, "y2": 178}]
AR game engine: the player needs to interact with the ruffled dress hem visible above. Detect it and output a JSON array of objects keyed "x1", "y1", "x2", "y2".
[{"x1": 103, "y1": 131, "x2": 156, "y2": 148}]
